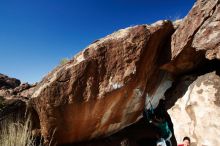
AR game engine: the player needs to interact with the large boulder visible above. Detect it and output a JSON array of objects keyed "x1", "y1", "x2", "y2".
[
  {"x1": 163, "y1": 0, "x2": 220, "y2": 74},
  {"x1": 30, "y1": 20, "x2": 174, "y2": 145},
  {"x1": 168, "y1": 72, "x2": 220, "y2": 146}
]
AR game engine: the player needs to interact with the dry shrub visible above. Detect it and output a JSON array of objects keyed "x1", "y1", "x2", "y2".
[{"x1": 0, "y1": 116, "x2": 42, "y2": 146}]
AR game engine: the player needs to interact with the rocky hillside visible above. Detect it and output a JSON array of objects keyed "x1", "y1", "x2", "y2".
[{"x1": 0, "y1": 0, "x2": 220, "y2": 146}]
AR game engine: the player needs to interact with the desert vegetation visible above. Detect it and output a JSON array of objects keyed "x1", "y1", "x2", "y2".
[
  {"x1": 0, "y1": 116, "x2": 42, "y2": 146},
  {"x1": 60, "y1": 57, "x2": 69, "y2": 65}
]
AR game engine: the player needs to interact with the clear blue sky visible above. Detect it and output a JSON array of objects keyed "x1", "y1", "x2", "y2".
[{"x1": 0, "y1": 0, "x2": 195, "y2": 83}]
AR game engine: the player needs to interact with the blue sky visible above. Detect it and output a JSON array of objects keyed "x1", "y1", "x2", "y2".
[{"x1": 0, "y1": 0, "x2": 195, "y2": 83}]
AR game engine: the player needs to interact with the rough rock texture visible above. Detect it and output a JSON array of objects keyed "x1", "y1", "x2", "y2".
[
  {"x1": 0, "y1": 73, "x2": 35, "y2": 99},
  {"x1": 0, "y1": 82, "x2": 34, "y2": 100},
  {"x1": 19, "y1": 84, "x2": 36, "y2": 97},
  {"x1": 163, "y1": 0, "x2": 220, "y2": 74},
  {"x1": 0, "y1": 73, "x2": 20, "y2": 89},
  {"x1": 13, "y1": 83, "x2": 31, "y2": 95},
  {"x1": 0, "y1": 73, "x2": 36, "y2": 122},
  {"x1": 30, "y1": 20, "x2": 174, "y2": 145},
  {"x1": 168, "y1": 72, "x2": 220, "y2": 146},
  {"x1": 164, "y1": 75, "x2": 198, "y2": 111}
]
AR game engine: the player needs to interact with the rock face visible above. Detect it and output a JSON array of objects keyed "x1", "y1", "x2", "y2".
[
  {"x1": 168, "y1": 72, "x2": 220, "y2": 146},
  {"x1": 0, "y1": 83, "x2": 34, "y2": 100},
  {"x1": 163, "y1": 0, "x2": 220, "y2": 74},
  {"x1": 30, "y1": 21, "x2": 174, "y2": 145},
  {"x1": 0, "y1": 73, "x2": 20, "y2": 89},
  {"x1": 0, "y1": 73, "x2": 36, "y2": 122},
  {"x1": 0, "y1": 73, "x2": 35, "y2": 99}
]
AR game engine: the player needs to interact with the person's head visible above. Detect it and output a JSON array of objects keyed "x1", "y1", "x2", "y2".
[{"x1": 183, "y1": 136, "x2": 190, "y2": 146}]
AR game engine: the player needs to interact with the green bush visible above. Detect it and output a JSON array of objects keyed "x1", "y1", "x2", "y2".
[{"x1": 60, "y1": 58, "x2": 69, "y2": 65}]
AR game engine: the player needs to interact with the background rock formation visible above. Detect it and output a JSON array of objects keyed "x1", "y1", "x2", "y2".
[
  {"x1": 0, "y1": 73, "x2": 35, "y2": 122},
  {"x1": 30, "y1": 21, "x2": 174, "y2": 145},
  {"x1": 0, "y1": 73, "x2": 20, "y2": 90},
  {"x1": 168, "y1": 72, "x2": 220, "y2": 146},
  {"x1": 163, "y1": 0, "x2": 220, "y2": 75}
]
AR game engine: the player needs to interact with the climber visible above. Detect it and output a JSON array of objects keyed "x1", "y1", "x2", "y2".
[
  {"x1": 152, "y1": 114, "x2": 172, "y2": 146},
  {"x1": 155, "y1": 99, "x2": 172, "y2": 146},
  {"x1": 143, "y1": 99, "x2": 173, "y2": 146}
]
